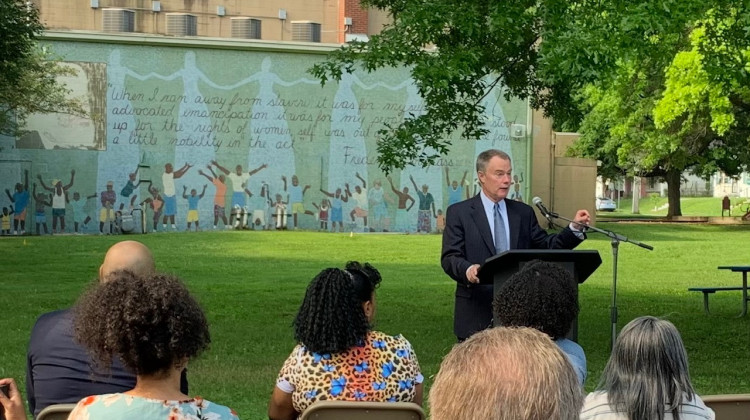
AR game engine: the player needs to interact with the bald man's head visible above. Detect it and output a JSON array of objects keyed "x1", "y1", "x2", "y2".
[{"x1": 99, "y1": 241, "x2": 156, "y2": 281}]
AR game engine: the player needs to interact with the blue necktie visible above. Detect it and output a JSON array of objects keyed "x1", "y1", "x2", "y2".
[{"x1": 494, "y1": 202, "x2": 508, "y2": 254}]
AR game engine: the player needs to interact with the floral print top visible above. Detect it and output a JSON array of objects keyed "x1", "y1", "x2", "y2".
[
  {"x1": 276, "y1": 330, "x2": 423, "y2": 414},
  {"x1": 67, "y1": 393, "x2": 240, "y2": 420}
]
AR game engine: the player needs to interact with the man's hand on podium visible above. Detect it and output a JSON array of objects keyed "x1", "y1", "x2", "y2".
[{"x1": 466, "y1": 264, "x2": 481, "y2": 284}]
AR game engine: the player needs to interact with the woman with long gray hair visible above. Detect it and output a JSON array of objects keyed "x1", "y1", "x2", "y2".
[{"x1": 580, "y1": 316, "x2": 714, "y2": 420}]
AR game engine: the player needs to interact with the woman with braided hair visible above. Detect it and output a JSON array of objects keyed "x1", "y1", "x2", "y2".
[{"x1": 268, "y1": 262, "x2": 423, "y2": 420}]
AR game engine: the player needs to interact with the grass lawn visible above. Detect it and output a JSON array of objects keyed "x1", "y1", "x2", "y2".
[
  {"x1": 1, "y1": 224, "x2": 750, "y2": 418},
  {"x1": 598, "y1": 196, "x2": 750, "y2": 218}
]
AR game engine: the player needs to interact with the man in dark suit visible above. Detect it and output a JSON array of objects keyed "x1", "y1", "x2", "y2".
[
  {"x1": 441, "y1": 149, "x2": 590, "y2": 341},
  {"x1": 26, "y1": 241, "x2": 188, "y2": 417}
]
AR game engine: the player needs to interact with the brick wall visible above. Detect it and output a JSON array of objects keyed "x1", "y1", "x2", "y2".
[{"x1": 344, "y1": 0, "x2": 368, "y2": 36}]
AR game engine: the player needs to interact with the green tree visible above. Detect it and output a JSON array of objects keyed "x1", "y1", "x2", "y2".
[
  {"x1": 311, "y1": 0, "x2": 725, "y2": 171},
  {"x1": 311, "y1": 0, "x2": 750, "y2": 217},
  {"x1": 570, "y1": 6, "x2": 750, "y2": 217},
  {"x1": 0, "y1": 0, "x2": 85, "y2": 136}
]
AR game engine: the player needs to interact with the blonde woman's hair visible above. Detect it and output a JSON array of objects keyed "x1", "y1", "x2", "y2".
[{"x1": 429, "y1": 327, "x2": 582, "y2": 420}]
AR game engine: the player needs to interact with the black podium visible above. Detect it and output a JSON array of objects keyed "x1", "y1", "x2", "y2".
[{"x1": 478, "y1": 249, "x2": 602, "y2": 342}]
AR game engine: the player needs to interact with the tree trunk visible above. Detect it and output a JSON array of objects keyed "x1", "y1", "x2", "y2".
[{"x1": 665, "y1": 169, "x2": 682, "y2": 218}]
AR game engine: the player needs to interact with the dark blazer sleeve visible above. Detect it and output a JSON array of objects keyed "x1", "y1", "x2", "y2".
[
  {"x1": 27, "y1": 323, "x2": 37, "y2": 416},
  {"x1": 441, "y1": 202, "x2": 471, "y2": 284},
  {"x1": 516, "y1": 202, "x2": 584, "y2": 250}
]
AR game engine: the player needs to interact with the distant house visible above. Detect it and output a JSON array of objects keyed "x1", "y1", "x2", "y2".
[
  {"x1": 713, "y1": 172, "x2": 750, "y2": 198},
  {"x1": 597, "y1": 173, "x2": 713, "y2": 199}
]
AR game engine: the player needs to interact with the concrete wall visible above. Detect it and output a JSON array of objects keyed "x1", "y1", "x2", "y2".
[
  {"x1": 529, "y1": 112, "x2": 598, "y2": 226},
  {"x1": 554, "y1": 157, "x2": 598, "y2": 226}
]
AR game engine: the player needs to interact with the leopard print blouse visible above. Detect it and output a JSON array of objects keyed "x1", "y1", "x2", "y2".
[{"x1": 276, "y1": 330, "x2": 423, "y2": 414}]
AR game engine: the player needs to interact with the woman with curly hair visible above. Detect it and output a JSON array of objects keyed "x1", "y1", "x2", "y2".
[
  {"x1": 68, "y1": 271, "x2": 239, "y2": 420},
  {"x1": 268, "y1": 261, "x2": 423, "y2": 420},
  {"x1": 492, "y1": 259, "x2": 586, "y2": 385},
  {"x1": 580, "y1": 316, "x2": 714, "y2": 420}
]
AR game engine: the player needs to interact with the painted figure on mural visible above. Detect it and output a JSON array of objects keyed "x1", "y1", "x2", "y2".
[
  {"x1": 243, "y1": 56, "x2": 316, "y2": 198},
  {"x1": 446, "y1": 167, "x2": 469, "y2": 207},
  {"x1": 436, "y1": 209, "x2": 446, "y2": 233},
  {"x1": 312, "y1": 198, "x2": 330, "y2": 231},
  {"x1": 347, "y1": 172, "x2": 368, "y2": 231},
  {"x1": 198, "y1": 165, "x2": 229, "y2": 229},
  {"x1": 320, "y1": 187, "x2": 349, "y2": 233},
  {"x1": 1, "y1": 206, "x2": 14, "y2": 235},
  {"x1": 248, "y1": 182, "x2": 271, "y2": 230},
  {"x1": 140, "y1": 186, "x2": 164, "y2": 233},
  {"x1": 37, "y1": 170, "x2": 75, "y2": 234},
  {"x1": 32, "y1": 183, "x2": 51, "y2": 235},
  {"x1": 235, "y1": 186, "x2": 254, "y2": 229},
  {"x1": 273, "y1": 193, "x2": 288, "y2": 230},
  {"x1": 99, "y1": 181, "x2": 117, "y2": 234},
  {"x1": 5, "y1": 169, "x2": 29, "y2": 235},
  {"x1": 211, "y1": 161, "x2": 267, "y2": 227},
  {"x1": 70, "y1": 191, "x2": 97, "y2": 234},
  {"x1": 410, "y1": 175, "x2": 436, "y2": 233},
  {"x1": 162, "y1": 162, "x2": 192, "y2": 231},
  {"x1": 383, "y1": 192, "x2": 396, "y2": 232},
  {"x1": 511, "y1": 173, "x2": 524, "y2": 202},
  {"x1": 182, "y1": 185, "x2": 207, "y2": 232},
  {"x1": 282, "y1": 174, "x2": 314, "y2": 229},
  {"x1": 388, "y1": 176, "x2": 415, "y2": 233},
  {"x1": 368, "y1": 179, "x2": 388, "y2": 232},
  {"x1": 119, "y1": 166, "x2": 148, "y2": 211}
]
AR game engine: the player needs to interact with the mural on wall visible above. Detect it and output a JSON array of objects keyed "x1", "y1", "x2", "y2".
[
  {"x1": 0, "y1": 39, "x2": 529, "y2": 234},
  {"x1": 20, "y1": 61, "x2": 107, "y2": 150}
]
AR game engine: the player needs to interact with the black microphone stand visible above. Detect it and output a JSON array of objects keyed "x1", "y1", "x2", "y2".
[{"x1": 545, "y1": 210, "x2": 653, "y2": 351}]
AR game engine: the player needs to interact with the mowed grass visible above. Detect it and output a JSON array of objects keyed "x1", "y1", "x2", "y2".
[
  {"x1": 1, "y1": 224, "x2": 750, "y2": 418},
  {"x1": 598, "y1": 196, "x2": 750, "y2": 217}
]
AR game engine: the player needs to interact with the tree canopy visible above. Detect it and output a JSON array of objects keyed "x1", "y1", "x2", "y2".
[
  {"x1": 311, "y1": 0, "x2": 750, "y2": 216},
  {"x1": 0, "y1": 0, "x2": 84, "y2": 136},
  {"x1": 569, "y1": 5, "x2": 750, "y2": 216}
]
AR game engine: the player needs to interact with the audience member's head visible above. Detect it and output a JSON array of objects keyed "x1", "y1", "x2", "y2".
[
  {"x1": 345, "y1": 260, "x2": 382, "y2": 322},
  {"x1": 293, "y1": 261, "x2": 381, "y2": 354},
  {"x1": 98, "y1": 240, "x2": 155, "y2": 281},
  {"x1": 493, "y1": 260, "x2": 578, "y2": 339},
  {"x1": 429, "y1": 327, "x2": 582, "y2": 420},
  {"x1": 74, "y1": 271, "x2": 210, "y2": 378},
  {"x1": 598, "y1": 316, "x2": 696, "y2": 419}
]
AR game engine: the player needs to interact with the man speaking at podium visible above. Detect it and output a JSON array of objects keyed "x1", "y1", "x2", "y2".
[{"x1": 441, "y1": 149, "x2": 591, "y2": 341}]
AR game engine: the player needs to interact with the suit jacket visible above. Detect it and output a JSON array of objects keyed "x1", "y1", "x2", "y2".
[
  {"x1": 441, "y1": 195, "x2": 583, "y2": 339},
  {"x1": 26, "y1": 309, "x2": 189, "y2": 417}
]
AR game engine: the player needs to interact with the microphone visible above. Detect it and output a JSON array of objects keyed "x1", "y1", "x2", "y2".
[{"x1": 532, "y1": 196, "x2": 557, "y2": 219}]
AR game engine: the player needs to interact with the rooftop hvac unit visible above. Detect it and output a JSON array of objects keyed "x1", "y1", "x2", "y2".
[
  {"x1": 102, "y1": 8, "x2": 135, "y2": 32},
  {"x1": 230, "y1": 17, "x2": 261, "y2": 39},
  {"x1": 166, "y1": 13, "x2": 197, "y2": 37},
  {"x1": 291, "y1": 21, "x2": 321, "y2": 42}
]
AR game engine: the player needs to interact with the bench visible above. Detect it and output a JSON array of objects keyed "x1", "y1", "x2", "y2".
[{"x1": 688, "y1": 287, "x2": 745, "y2": 315}]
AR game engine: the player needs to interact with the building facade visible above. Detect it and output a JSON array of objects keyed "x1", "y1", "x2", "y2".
[{"x1": 32, "y1": 0, "x2": 389, "y2": 44}]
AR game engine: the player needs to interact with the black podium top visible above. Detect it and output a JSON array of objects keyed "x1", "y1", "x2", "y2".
[{"x1": 478, "y1": 249, "x2": 602, "y2": 284}]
